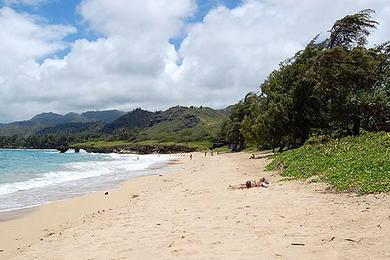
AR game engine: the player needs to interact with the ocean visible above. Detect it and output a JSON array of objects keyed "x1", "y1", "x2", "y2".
[{"x1": 0, "y1": 149, "x2": 173, "y2": 212}]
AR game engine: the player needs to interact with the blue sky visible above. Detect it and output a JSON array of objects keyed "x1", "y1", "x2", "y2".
[
  {"x1": 1, "y1": 0, "x2": 85, "y2": 39},
  {"x1": 1, "y1": 0, "x2": 243, "y2": 54}
]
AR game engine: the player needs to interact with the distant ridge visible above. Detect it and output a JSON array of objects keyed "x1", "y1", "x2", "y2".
[
  {"x1": 0, "y1": 106, "x2": 230, "y2": 147},
  {"x1": 104, "y1": 106, "x2": 227, "y2": 132},
  {"x1": 82, "y1": 110, "x2": 126, "y2": 123},
  {"x1": 0, "y1": 110, "x2": 126, "y2": 137}
]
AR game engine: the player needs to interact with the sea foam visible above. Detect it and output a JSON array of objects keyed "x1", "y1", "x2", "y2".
[{"x1": 0, "y1": 150, "x2": 173, "y2": 212}]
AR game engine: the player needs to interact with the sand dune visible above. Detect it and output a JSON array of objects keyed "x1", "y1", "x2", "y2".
[{"x1": 1, "y1": 152, "x2": 390, "y2": 259}]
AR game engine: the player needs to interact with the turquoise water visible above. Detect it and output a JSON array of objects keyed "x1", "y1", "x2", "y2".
[
  {"x1": 0, "y1": 149, "x2": 107, "y2": 187},
  {"x1": 0, "y1": 149, "x2": 172, "y2": 212}
]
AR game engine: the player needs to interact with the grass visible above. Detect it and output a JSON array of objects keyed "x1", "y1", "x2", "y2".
[
  {"x1": 212, "y1": 145, "x2": 231, "y2": 154},
  {"x1": 266, "y1": 132, "x2": 390, "y2": 194},
  {"x1": 136, "y1": 140, "x2": 212, "y2": 150},
  {"x1": 72, "y1": 140, "x2": 132, "y2": 148}
]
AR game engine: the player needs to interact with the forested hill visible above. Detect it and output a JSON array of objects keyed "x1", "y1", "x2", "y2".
[
  {"x1": 0, "y1": 110, "x2": 125, "y2": 137},
  {"x1": 82, "y1": 110, "x2": 127, "y2": 123},
  {"x1": 104, "y1": 106, "x2": 227, "y2": 133},
  {"x1": 0, "y1": 106, "x2": 228, "y2": 149}
]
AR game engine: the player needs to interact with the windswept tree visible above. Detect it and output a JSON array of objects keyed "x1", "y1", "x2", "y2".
[
  {"x1": 220, "y1": 92, "x2": 259, "y2": 151},
  {"x1": 328, "y1": 9, "x2": 378, "y2": 49},
  {"x1": 311, "y1": 46, "x2": 385, "y2": 135},
  {"x1": 221, "y1": 9, "x2": 390, "y2": 151},
  {"x1": 313, "y1": 10, "x2": 388, "y2": 135}
]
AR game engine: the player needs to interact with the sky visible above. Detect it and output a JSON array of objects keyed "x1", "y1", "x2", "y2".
[{"x1": 0, "y1": 0, "x2": 389, "y2": 122}]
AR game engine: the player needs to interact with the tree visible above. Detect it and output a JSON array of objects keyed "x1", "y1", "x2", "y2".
[
  {"x1": 328, "y1": 9, "x2": 378, "y2": 49},
  {"x1": 251, "y1": 39, "x2": 324, "y2": 150},
  {"x1": 220, "y1": 92, "x2": 258, "y2": 151},
  {"x1": 310, "y1": 46, "x2": 383, "y2": 135},
  {"x1": 222, "y1": 10, "x2": 390, "y2": 152}
]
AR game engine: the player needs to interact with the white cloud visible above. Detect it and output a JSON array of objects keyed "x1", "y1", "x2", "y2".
[
  {"x1": 0, "y1": 7, "x2": 75, "y2": 121},
  {"x1": 0, "y1": 0, "x2": 389, "y2": 122},
  {"x1": 0, "y1": 7, "x2": 74, "y2": 68},
  {"x1": 169, "y1": 0, "x2": 390, "y2": 107}
]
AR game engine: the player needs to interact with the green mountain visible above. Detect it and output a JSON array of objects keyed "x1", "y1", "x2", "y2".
[
  {"x1": 36, "y1": 122, "x2": 105, "y2": 135},
  {"x1": 30, "y1": 112, "x2": 70, "y2": 125},
  {"x1": 103, "y1": 108, "x2": 155, "y2": 131},
  {"x1": 0, "y1": 106, "x2": 229, "y2": 151},
  {"x1": 103, "y1": 106, "x2": 228, "y2": 143},
  {"x1": 82, "y1": 110, "x2": 126, "y2": 123},
  {"x1": 0, "y1": 110, "x2": 125, "y2": 137},
  {"x1": 0, "y1": 106, "x2": 228, "y2": 142}
]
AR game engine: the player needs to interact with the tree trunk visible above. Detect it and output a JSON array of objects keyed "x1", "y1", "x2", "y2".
[
  {"x1": 352, "y1": 117, "x2": 361, "y2": 136},
  {"x1": 278, "y1": 143, "x2": 286, "y2": 153}
]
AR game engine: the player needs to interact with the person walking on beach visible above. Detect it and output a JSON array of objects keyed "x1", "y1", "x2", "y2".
[{"x1": 190, "y1": 154, "x2": 193, "y2": 160}]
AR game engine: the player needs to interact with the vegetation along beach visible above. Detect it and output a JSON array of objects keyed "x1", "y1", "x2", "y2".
[{"x1": 0, "y1": 1, "x2": 389, "y2": 259}]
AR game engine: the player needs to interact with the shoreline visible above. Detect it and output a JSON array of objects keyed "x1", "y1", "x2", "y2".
[
  {"x1": 0, "y1": 152, "x2": 178, "y2": 219},
  {"x1": 2, "y1": 152, "x2": 390, "y2": 259},
  {"x1": 0, "y1": 155, "x2": 184, "y2": 258}
]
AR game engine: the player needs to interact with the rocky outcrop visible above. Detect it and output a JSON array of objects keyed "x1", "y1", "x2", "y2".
[{"x1": 57, "y1": 146, "x2": 69, "y2": 153}]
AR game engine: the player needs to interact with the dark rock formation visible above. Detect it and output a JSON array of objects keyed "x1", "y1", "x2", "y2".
[{"x1": 57, "y1": 146, "x2": 69, "y2": 153}]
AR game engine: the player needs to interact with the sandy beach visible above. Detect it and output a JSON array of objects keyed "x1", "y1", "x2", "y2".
[{"x1": 1, "y1": 152, "x2": 390, "y2": 259}]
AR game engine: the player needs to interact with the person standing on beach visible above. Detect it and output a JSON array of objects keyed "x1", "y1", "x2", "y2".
[{"x1": 190, "y1": 154, "x2": 193, "y2": 160}]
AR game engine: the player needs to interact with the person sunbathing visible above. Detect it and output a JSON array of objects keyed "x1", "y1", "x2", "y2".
[{"x1": 229, "y1": 177, "x2": 270, "y2": 190}]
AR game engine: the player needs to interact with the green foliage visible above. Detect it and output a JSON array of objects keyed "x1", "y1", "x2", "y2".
[
  {"x1": 220, "y1": 10, "x2": 390, "y2": 151},
  {"x1": 37, "y1": 122, "x2": 104, "y2": 135},
  {"x1": 72, "y1": 140, "x2": 134, "y2": 149},
  {"x1": 103, "y1": 108, "x2": 155, "y2": 132},
  {"x1": 212, "y1": 145, "x2": 230, "y2": 154},
  {"x1": 310, "y1": 46, "x2": 389, "y2": 135},
  {"x1": 0, "y1": 106, "x2": 227, "y2": 150},
  {"x1": 0, "y1": 110, "x2": 124, "y2": 137},
  {"x1": 137, "y1": 140, "x2": 212, "y2": 150},
  {"x1": 125, "y1": 106, "x2": 227, "y2": 144},
  {"x1": 73, "y1": 140, "x2": 213, "y2": 151},
  {"x1": 328, "y1": 9, "x2": 378, "y2": 49},
  {"x1": 267, "y1": 132, "x2": 390, "y2": 194},
  {"x1": 0, "y1": 134, "x2": 74, "y2": 149},
  {"x1": 220, "y1": 93, "x2": 258, "y2": 151}
]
